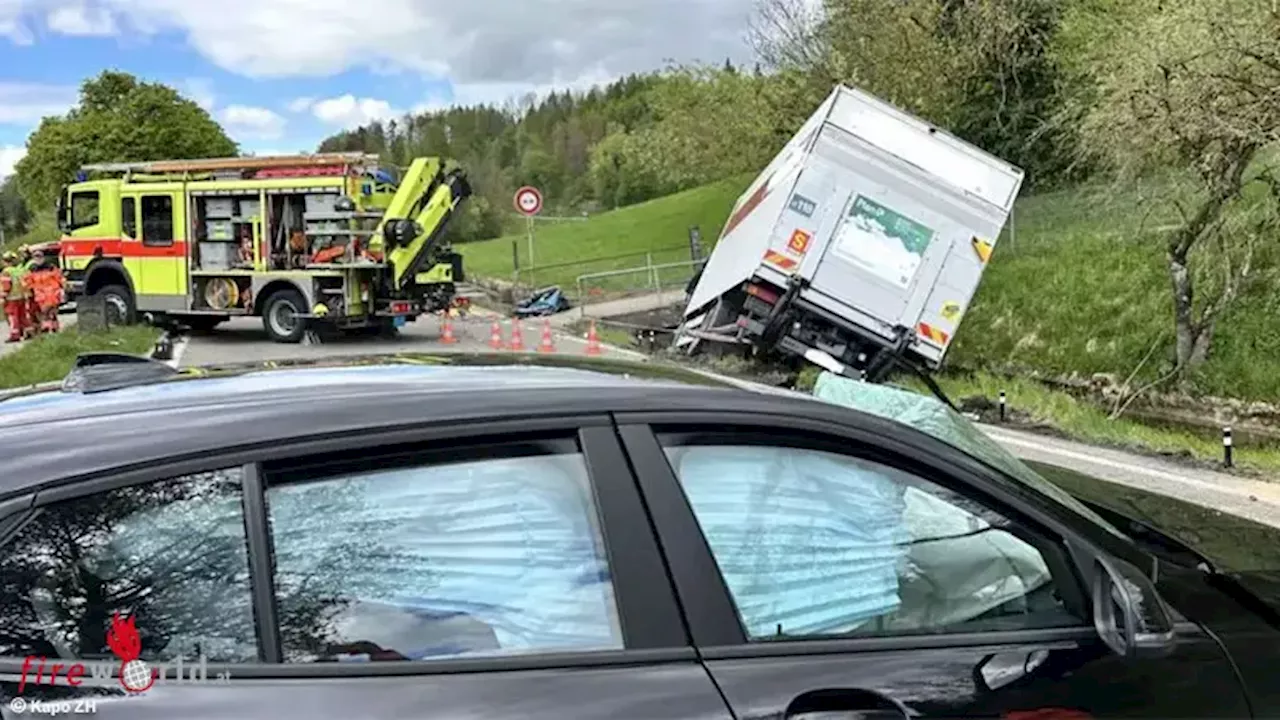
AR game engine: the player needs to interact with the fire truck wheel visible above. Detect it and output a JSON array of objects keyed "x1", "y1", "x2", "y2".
[
  {"x1": 95, "y1": 284, "x2": 136, "y2": 326},
  {"x1": 262, "y1": 289, "x2": 307, "y2": 344}
]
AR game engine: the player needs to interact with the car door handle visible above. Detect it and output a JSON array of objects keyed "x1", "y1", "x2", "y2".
[{"x1": 784, "y1": 687, "x2": 911, "y2": 719}]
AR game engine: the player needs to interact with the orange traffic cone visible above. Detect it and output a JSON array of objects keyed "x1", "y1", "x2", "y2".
[
  {"x1": 537, "y1": 318, "x2": 556, "y2": 353},
  {"x1": 584, "y1": 320, "x2": 603, "y2": 356},
  {"x1": 440, "y1": 313, "x2": 457, "y2": 344},
  {"x1": 509, "y1": 318, "x2": 526, "y2": 351},
  {"x1": 488, "y1": 320, "x2": 504, "y2": 350}
]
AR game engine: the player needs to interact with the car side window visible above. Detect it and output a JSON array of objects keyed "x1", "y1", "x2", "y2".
[
  {"x1": 0, "y1": 469, "x2": 257, "y2": 663},
  {"x1": 265, "y1": 439, "x2": 623, "y2": 662},
  {"x1": 121, "y1": 197, "x2": 137, "y2": 238},
  {"x1": 659, "y1": 438, "x2": 1081, "y2": 641},
  {"x1": 69, "y1": 191, "x2": 99, "y2": 230},
  {"x1": 141, "y1": 195, "x2": 174, "y2": 246}
]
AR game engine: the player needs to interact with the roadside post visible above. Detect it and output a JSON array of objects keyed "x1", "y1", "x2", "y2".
[
  {"x1": 514, "y1": 186, "x2": 543, "y2": 269},
  {"x1": 688, "y1": 226, "x2": 703, "y2": 261},
  {"x1": 76, "y1": 294, "x2": 107, "y2": 332},
  {"x1": 999, "y1": 391, "x2": 1007, "y2": 422},
  {"x1": 1223, "y1": 427, "x2": 1233, "y2": 468}
]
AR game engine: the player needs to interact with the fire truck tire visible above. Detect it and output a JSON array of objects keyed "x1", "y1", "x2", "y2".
[
  {"x1": 262, "y1": 289, "x2": 307, "y2": 344},
  {"x1": 94, "y1": 284, "x2": 136, "y2": 326}
]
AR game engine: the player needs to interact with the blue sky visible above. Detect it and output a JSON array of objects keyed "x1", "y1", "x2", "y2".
[{"x1": 0, "y1": 0, "x2": 758, "y2": 178}]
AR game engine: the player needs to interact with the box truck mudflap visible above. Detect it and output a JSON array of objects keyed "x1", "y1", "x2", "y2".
[{"x1": 675, "y1": 84, "x2": 1024, "y2": 381}]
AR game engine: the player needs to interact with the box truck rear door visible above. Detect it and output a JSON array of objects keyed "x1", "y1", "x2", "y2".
[{"x1": 808, "y1": 188, "x2": 949, "y2": 327}]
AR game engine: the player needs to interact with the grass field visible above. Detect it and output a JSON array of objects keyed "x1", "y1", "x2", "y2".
[
  {"x1": 951, "y1": 174, "x2": 1280, "y2": 401},
  {"x1": 460, "y1": 176, "x2": 751, "y2": 296},
  {"x1": 0, "y1": 325, "x2": 160, "y2": 390}
]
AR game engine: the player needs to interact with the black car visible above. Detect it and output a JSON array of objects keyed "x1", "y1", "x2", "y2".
[{"x1": 0, "y1": 352, "x2": 1278, "y2": 720}]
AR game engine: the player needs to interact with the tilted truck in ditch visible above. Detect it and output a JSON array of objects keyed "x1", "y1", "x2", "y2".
[
  {"x1": 56, "y1": 152, "x2": 470, "y2": 342},
  {"x1": 674, "y1": 85, "x2": 1024, "y2": 382}
]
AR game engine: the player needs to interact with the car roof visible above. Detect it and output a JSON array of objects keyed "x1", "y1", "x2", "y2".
[{"x1": 0, "y1": 353, "x2": 835, "y2": 496}]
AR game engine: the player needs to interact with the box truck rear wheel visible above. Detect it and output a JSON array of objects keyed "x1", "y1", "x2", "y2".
[{"x1": 263, "y1": 289, "x2": 307, "y2": 343}]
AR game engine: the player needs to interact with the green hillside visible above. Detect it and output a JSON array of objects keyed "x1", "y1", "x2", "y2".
[
  {"x1": 952, "y1": 177, "x2": 1280, "y2": 401},
  {"x1": 460, "y1": 176, "x2": 751, "y2": 293}
]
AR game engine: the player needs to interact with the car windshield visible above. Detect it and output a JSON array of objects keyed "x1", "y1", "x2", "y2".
[{"x1": 811, "y1": 372, "x2": 1130, "y2": 541}]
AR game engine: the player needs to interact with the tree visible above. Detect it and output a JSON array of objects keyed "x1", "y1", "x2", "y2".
[
  {"x1": 750, "y1": 0, "x2": 1082, "y2": 187},
  {"x1": 1059, "y1": 0, "x2": 1280, "y2": 378},
  {"x1": 591, "y1": 66, "x2": 779, "y2": 195},
  {"x1": 14, "y1": 71, "x2": 238, "y2": 212},
  {"x1": 0, "y1": 176, "x2": 31, "y2": 244},
  {"x1": 941, "y1": 0, "x2": 1085, "y2": 188},
  {"x1": 748, "y1": 0, "x2": 829, "y2": 73}
]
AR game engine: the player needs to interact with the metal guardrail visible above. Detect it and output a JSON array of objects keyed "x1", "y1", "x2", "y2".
[
  {"x1": 574, "y1": 255, "x2": 706, "y2": 305},
  {"x1": 513, "y1": 244, "x2": 689, "y2": 285}
]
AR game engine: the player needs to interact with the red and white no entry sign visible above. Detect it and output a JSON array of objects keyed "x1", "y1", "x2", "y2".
[{"x1": 514, "y1": 186, "x2": 543, "y2": 216}]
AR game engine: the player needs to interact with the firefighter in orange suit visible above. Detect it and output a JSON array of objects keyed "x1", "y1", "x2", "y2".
[
  {"x1": 1, "y1": 252, "x2": 30, "y2": 342},
  {"x1": 24, "y1": 249, "x2": 63, "y2": 334}
]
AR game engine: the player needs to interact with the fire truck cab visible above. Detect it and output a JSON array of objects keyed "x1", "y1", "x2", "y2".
[{"x1": 56, "y1": 153, "x2": 470, "y2": 342}]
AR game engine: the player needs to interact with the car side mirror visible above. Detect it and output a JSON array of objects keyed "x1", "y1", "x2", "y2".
[{"x1": 1091, "y1": 554, "x2": 1177, "y2": 660}]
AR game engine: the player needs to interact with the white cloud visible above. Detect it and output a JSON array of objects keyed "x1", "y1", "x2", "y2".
[
  {"x1": 0, "y1": 0, "x2": 33, "y2": 44},
  {"x1": 309, "y1": 95, "x2": 400, "y2": 128},
  {"x1": 46, "y1": 1, "x2": 116, "y2": 35},
  {"x1": 0, "y1": 82, "x2": 78, "y2": 124},
  {"x1": 0, "y1": 146, "x2": 26, "y2": 180},
  {"x1": 218, "y1": 104, "x2": 286, "y2": 141},
  {"x1": 4, "y1": 1, "x2": 752, "y2": 90},
  {"x1": 286, "y1": 96, "x2": 314, "y2": 113},
  {"x1": 410, "y1": 70, "x2": 614, "y2": 116},
  {"x1": 179, "y1": 77, "x2": 216, "y2": 111}
]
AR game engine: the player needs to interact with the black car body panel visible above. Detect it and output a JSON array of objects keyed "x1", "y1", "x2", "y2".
[
  {"x1": 1033, "y1": 462, "x2": 1280, "y2": 717},
  {"x1": 49, "y1": 654, "x2": 734, "y2": 720},
  {"x1": 0, "y1": 353, "x2": 1276, "y2": 719}
]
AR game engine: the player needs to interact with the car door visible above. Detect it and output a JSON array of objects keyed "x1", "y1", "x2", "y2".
[
  {"x1": 0, "y1": 418, "x2": 731, "y2": 720},
  {"x1": 614, "y1": 413, "x2": 1252, "y2": 720},
  {"x1": 136, "y1": 191, "x2": 188, "y2": 312}
]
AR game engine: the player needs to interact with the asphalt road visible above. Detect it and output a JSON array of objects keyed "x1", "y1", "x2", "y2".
[
  {"x1": 983, "y1": 424, "x2": 1280, "y2": 530},
  {"x1": 178, "y1": 312, "x2": 643, "y2": 368}
]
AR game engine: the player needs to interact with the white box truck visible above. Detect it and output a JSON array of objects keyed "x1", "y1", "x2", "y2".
[{"x1": 675, "y1": 84, "x2": 1024, "y2": 381}]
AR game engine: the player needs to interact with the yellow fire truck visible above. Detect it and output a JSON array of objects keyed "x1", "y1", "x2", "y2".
[{"x1": 56, "y1": 152, "x2": 470, "y2": 342}]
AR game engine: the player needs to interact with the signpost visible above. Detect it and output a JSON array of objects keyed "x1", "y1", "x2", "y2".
[
  {"x1": 514, "y1": 186, "x2": 543, "y2": 267},
  {"x1": 688, "y1": 225, "x2": 703, "y2": 261}
]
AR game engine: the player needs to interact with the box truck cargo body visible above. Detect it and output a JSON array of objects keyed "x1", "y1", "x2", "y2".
[{"x1": 676, "y1": 85, "x2": 1024, "y2": 380}]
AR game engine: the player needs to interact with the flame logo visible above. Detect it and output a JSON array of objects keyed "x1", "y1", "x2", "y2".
[
  {"x1": 107, "y1": 613, "x2": 154, "y2": 693},
  {"x1": 106, "y1": 613, "x2": 140, "y2": 662}
]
